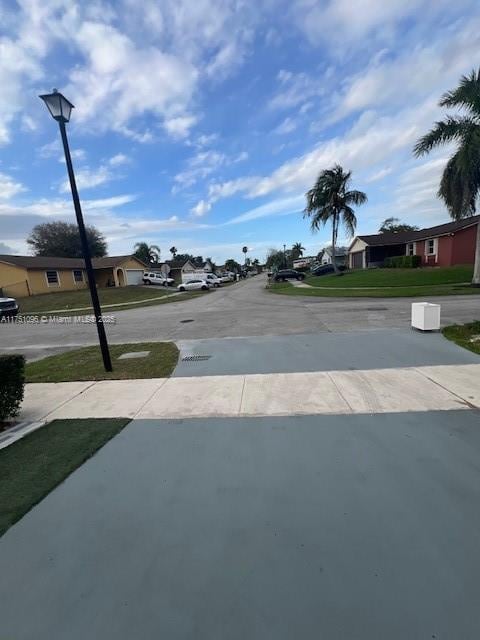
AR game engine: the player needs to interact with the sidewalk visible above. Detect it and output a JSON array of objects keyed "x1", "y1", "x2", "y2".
[{"x1": 2, "y1": 363, "x2": 478, "y2": 449}]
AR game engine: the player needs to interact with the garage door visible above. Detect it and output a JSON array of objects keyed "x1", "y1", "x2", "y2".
[
  {"x1": 125, "y1": 269, "x2": 144, "y2": 285},
  {"x1": 351, "y1": 251, "x2": 364, "y2": 269}
]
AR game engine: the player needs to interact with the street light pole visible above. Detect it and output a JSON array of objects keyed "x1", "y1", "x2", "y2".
[
  {"x1": 40, "y1": 90, "x2": 112, "y2": 372},
  {"x1": 283, "y1": 244, "x2": 287, "y2": 268}
]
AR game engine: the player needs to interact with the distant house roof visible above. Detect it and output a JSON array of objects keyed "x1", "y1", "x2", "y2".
[
  {"x1": 355, "y1": 215, "x2": 480, "y2": 248},
  {"x1": 0, "y1": 254, "x2": 146, "y2": 270},
  {"x1": 165, "y1": 259, "x2": 194, "y2": 270}
]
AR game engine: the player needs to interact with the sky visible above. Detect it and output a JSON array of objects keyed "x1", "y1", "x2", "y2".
[{"x1": 0, "y1": 0, "x2": 479, "y2": 265}]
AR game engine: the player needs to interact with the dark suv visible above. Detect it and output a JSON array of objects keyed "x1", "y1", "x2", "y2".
[
  {"x1": 273, "y1": 269, "x2": 305, "y2": 282},
  {"x1": 0, "y1": 297, "x2": 19, "y2": 319}
]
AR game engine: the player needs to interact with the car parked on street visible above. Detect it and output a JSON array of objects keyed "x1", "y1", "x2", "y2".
[
  {"x1": 143, "y1": 271, "x2": 175, "y2": 286},
  {"x1": 0, "y1": 297, "x2": 19, "y2": 319},
  {"x1": 310, "y1": 264, "x2": 346, "y2": 276},
  {"x1": 273, "y1": 269, "x2": 306, "y2": 282},
  {"x1": 205, "y1": 274, "x2": 223, "y2": 288},
  {"x1": 178, "y1": 279, "x2": 210, "y2": 292}
]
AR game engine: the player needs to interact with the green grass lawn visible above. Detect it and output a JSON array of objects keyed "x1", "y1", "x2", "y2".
[
  {"x1": 0, "y1": 418, "x2": 130, "y2": 537},
  {"x1": 443, "y1": 322, "x2": 480, "y2": 356},
  {"x1": 17, "y1": 285, "x2": 206, "y2": 316},
  {"x1": 304, "y1": 265, "x2": 473, "y2": 288},
  {"x1": 268, "y1": 281, "x2": 480, "y2": 298},
  {"x1": 268, "y1": 266, "x2": 479, "y2": 298},
  {"x1": 26, "y1": 342, "x2": 179, "y2": 382}
]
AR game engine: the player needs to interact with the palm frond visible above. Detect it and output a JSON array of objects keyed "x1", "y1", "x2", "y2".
[
  {"x1": 341, "y1": 205, "x2": 357, "y2": 237},
  {"x1": 439, "y1": 69, "x2": 480, "y2": 115},
  {"x1": 345, "y1": 190, "x2": 367, "y2": 206},
  {"x1": 413, "y1": 116, "x2": 476, "y2": 157}
]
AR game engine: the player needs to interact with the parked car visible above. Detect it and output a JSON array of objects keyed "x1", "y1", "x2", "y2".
[
  {"x1": 143, "y1": 271, "x2": 174, "y2": 286},
  {"x1": 310, "y1": 264, "x2": 346, "y2": 276},
  {"x1": 273, "y1": 269, "x2": 306, "y2": 282},
  {"x1": 216, "y1": 273, "x2": 232, "y2": 283},
  {"x1": 0, "y1": 297, "x2": 19, "y2": 319},
  {"x1": 178, "y1": 279, "x2": 210, "y2": 292},
  {"x1": 205, "y1": 274, "x2": 223, "y2": 288}
]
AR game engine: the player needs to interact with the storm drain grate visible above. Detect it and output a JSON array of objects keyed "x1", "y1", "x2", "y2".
[
  {"x1": 181, "y1": 355, "x2": 212, "y2": 362},
  {"x1": 365, "y1": 306, "x2": 389, "y2": 311},
  {"x1": 180, "y1": 319, "x2": 194, "y2": 323}
]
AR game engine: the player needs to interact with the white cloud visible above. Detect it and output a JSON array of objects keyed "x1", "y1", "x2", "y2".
[
  {"x1": 226, "y1": 195, "x2": 305, "y2": 224},
  {"x1": 190, "y1": 199, "x2": 211, "y2": 217},
  {"x1": 60, "y1": 165, "x2": 113, "y2": 193},
  {"x1": 174, "y1": 149, "x2": 249, "y2": 193},
  {"x1": 269, "y1": 70, "x2": 326, "y2": 111},
  {"x1": 108, "y1": 153, "x2": 130, "y2": 166},
  {"x1": 273, "y1": 117, "x2": 297, "y2": 135},
  {"x1": 366, "y1": 167, "x2": 392, "y2": 183},
  {"x1": 163, "y1": 114, "x2": 198, "y2": 140},
  {"x1": 0, "y1": 173, "x2": 26, "y2": 200}
]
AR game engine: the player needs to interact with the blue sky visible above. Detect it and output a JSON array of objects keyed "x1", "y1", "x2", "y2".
[{"x1": 1, "y1": 0, "x2": 479, "y2": 264}]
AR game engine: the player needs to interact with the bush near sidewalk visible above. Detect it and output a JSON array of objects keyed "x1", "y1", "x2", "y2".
[
  {"x1": 385, "y1": 256, "x2": 422, "y2": 268},
  {"x1": 0, "y1": 355, "x2": 25, "y2": 422}
]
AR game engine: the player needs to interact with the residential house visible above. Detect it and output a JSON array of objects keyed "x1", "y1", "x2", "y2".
[
  {"x1": 348, "y1": 216, "x2": 479, "y2": 269},
  {"x1": 0, "y1": 254, "x2": 147, "y2": 298},
  {"x1": 322, "y1": 247, "x2": 348, "y2": 267},
  {"x1": 163, "y1": 259, "x2": 197, "y2": 283}
]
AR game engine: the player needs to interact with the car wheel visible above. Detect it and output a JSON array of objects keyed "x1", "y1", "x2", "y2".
[
  {"x1": 179, "y1": 286, "x2": 185, "y2": 292},
  {"x1": 145, "y1": 280, "x2": 151, "y2": 285},
  {"x1": 163, "y1": 281, "x2": 168, "y2": 287},
  {"x1": 201, "y1": 285, "x2": 208, "y2": 290}
]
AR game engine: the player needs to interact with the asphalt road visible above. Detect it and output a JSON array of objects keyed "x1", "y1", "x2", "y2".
[
  {"x1": 1, "y1": 274, "x2": 479, "y2": 360},
  {"x1": 2, "y1": 411, "x2": 480, "y2": 639}
]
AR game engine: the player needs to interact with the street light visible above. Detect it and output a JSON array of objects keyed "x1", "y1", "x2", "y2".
[{"x1": 39, "y1": 89, "x2": 112, "y2": 372}]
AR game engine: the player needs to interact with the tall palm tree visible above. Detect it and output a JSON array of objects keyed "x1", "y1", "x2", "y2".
[
  {"x1": 134, "y1": 242, "x2": 160, "y2": 265},
  {"x1": 242, "y1": 246, "x2": 248, "y2": 266},
  {"x1": 304, "y1": 165, "x2": 367, "y2": 273},
  {"x1": 413, "y1": 69, "x2": 480, "y2": 285},
  {"x1": 169, "y1": 246, "x2": 178, "y2": 260},
  {"x1": 291, "y1": 242, "x2": 305, "y2": 260}
]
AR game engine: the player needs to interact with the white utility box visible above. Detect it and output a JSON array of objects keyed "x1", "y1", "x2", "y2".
[{"x1": 411, "y1": 302, "x2": 441, "y2": 331}]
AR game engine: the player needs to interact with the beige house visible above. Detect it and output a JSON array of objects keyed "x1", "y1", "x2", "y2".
[{"x1": 0, "y1": 254, "x2": 147, "y2": 298}]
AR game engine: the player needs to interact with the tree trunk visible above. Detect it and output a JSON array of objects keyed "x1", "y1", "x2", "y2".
[
  {"x1": 332, "y1": 214, "x2": 339, "y2": 274},
  {"x1": 473, "y1": 221, "x2": 480, "y2": 286}
]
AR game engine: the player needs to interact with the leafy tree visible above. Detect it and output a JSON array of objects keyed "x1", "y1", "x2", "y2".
[
  {"x1": 225, "y1": 258, "x2": 241, "y2": 272},
  {"x1": 414, "y1": 68, "x2": 480, "y2": 285},
  {"x1": 291, "y1": 242, "x2": 306, "y2": 261},
  {"x1": 265, "y1": 248, "x2": 285, "y2": 270},
  {"x1": 134, "y1": 242, "x2": 160, "y2": 265},
  {"x1": 173, "y1": 253, "x2": 195, "y2": 264},
  {"x1": 192, "y1": 256, "x2": 204, "y2": 268},
  {"x1": 304, "y1": 165, "x2": 367, "y2": 273},
  {"x1": 169, "y1": 246, "x2": 178, "y2": 259},
  {"x1": 379, "y1": 217, "x2": 419, "y2": 233},
  {"x1": 27, "y1": 221, "x2": 107, "y2": 258}
]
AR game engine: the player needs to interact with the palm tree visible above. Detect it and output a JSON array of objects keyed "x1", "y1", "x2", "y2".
[
  {"x1": 242, "y1": 246, "x2": 248, "y2": 266},
  {"x1": 413, "y1": 69, "x2": 480, "y2": 285},
  {"x1": 291, "y1": 242, "x2": 305, "y2": 260},
  {"x1": 134, "y1": 242, "x2": 160, "y2": 265},
  {"x1": 304, "y1": 165, "x2": 367, "y2": 273},
  {"x1": 169, "y1": 246, "x2": 178, "y2": 260}
]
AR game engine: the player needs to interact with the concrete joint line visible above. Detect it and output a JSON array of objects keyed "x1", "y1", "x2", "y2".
[
  {"x1": 43, "y1": 381, "x2": 97, "y2": 421},
  {"x1": 238, "y1": 376, "x2": 247, "y2": 415},
  {"x1": 132, "y1": 378, "x2": 170, "y2": 419},
  {"x1": 413, "y1": 367, "x2": 478, "y2": 410}
]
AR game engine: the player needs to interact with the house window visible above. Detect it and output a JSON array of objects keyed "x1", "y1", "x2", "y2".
[
  {"x1": 46, "y1": 270, "x2": 59, "y2": 286},
  {"x1": 407, "y1": 243, "x2": 415, "y2": 256},
  {"x1": 73, "y1": 269, "x2": 84, "y2": 283},
  {"x1": 426, "y1": 239, "x2": 435, "y2": 255}
]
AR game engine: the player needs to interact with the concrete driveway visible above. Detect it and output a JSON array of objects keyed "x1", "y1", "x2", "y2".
[
  {"x1": 1, "y1": 411, "x2": 480, "y2": 639},
  {"x1": 1, "y1": 275, "x2": 479, "y2": 360}
]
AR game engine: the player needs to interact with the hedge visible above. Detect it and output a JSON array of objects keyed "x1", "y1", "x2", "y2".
[
  {"x1": 384, "y1": 255, "x2": 422, "y2": 268},
  {"x1": 0, "y1": 354, "x2": 25, "y2": 421}
]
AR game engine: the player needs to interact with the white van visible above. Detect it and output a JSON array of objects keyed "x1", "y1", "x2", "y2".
[
  {"x1": 182, "y1": 272, "x2": 222, "y2": 287},
  {"x1": 143, "y1": 271, "x2": 174, "y2": 286}
]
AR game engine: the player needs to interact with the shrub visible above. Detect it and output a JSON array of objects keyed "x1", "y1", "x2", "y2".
[
  {"x1": 384, "y1": 255, "x2": 421, "y2": 268},
  {"x1": 0, "y1": 355, "x2": 25, "y2": 421}
]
